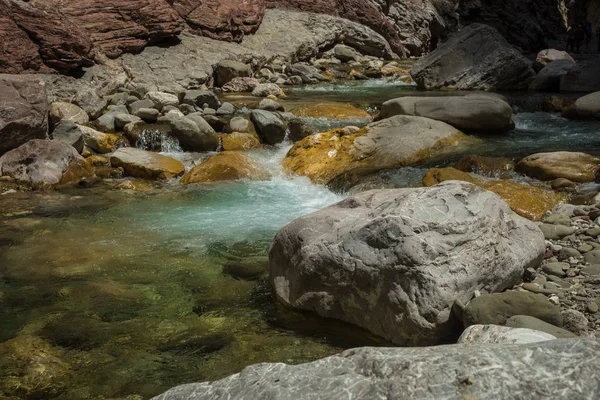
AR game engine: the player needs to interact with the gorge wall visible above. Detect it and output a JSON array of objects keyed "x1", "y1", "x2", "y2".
[{"x1": 0, "y1": 0, "x2": 593, "y2": 75}]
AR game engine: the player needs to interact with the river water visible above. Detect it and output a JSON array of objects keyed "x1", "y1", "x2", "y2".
[{"x1": 1, "y1": 79, "x2": 600, "y2": 399}]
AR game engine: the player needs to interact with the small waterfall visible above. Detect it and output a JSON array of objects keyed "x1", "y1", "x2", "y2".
[{"x1": 136, "y1": 130, "x2": 182, "y2": 153}]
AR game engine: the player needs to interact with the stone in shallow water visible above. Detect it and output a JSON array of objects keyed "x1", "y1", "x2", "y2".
[
  {"x1": 110, "y1": 148, "x2": 185, "y2": 180},
  {"x1": 151, "y1": 339, "x2": 600, "y2": 400}
]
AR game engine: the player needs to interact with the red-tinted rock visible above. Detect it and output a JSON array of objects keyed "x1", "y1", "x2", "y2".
[
  {"x1": 266, "y1": 0, "x2": 407, "y2": 56},
  {"x1": 4, "y1": 0, "x2": 94, "y2": 72},
  {"x1": 59, "y1": 0, "x2": 184, "y2": 58},
  {"x1": 0, "y1": 3, "x2": 46, "y2": 73},
  {"x1": 173, "y1": 0, "x2": 265, "y2": 42}
]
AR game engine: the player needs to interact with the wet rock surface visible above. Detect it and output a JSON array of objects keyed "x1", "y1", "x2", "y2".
[{"x1": 153, "y1": 339, "x2": 600, "y2": 400}]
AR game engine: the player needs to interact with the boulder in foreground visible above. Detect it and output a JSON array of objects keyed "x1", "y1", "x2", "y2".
[
  {"x1": 410, "y1": 24, "x2": 535, "y2": 91},
  {"x1": 152, "y1": 339, "x2": 600, "y2": 400},
  {"x1": 380, "y1": 95, "x2": 513, "y2": 132},
  {"x1": 269, "y1": 181, "x2": 545, "y2": 345}
]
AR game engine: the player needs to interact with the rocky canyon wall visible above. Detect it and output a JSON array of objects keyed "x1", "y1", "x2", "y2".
[{"x1": 0, "y1": 0, "x2": 586, "y2": 75}]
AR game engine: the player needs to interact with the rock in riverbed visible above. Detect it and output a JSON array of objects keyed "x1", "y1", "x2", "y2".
[
  {"x1": 269, "y1": 181, "x2": 545, "y2": 345},
  {"x1": 410, "y1": 24, "x2": 535, "y2": 91},
  {"x1": 380, "y1": 95, "x2": 513, "y2": 132}
]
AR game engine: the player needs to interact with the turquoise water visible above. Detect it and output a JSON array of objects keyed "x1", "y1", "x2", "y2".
[{"x1": 2, "y1": 79, "x2": 600, "y2": 399}]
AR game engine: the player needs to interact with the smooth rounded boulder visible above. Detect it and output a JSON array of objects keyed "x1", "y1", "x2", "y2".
[
  {"x1": 535, "y1": 49, "x2": 575, "y2": 68},
  {"x1": 283, "y1": 115, "x2": 467, "y2": 184},
  {"x1": 157, "y1": 113, "x2": 218, "y2": 152},
  {"x1": 516, "y1": 151, "x2": 600, "y2": 182},
  {"x1": 250, "y1": 110, "x2": 286, "y2": 145},
  {"x1": 269, "y1": 181, "x2": 545, "y2": 345},
  {"x1": 410, "y1": 24, "x2": 535, "y2": 91},
  {"x1": 380, "y1": 95, "x2": 513, "y2": 132},
  {"x1": 458, "y1": 324, "x2": 556, "y2": 344},
  {"x1": 0, "y1": 139, "x2": 92, "y2": 188},
  {"x1": 110, "y1": 148, "x2": 185, "y2": 180},
  {"x1": 49, "y1": 102, "x2": 89, "y2": 129},
  {"x1": 563, "y1": 92, "x2": 600, "y2": 120},
  {"x1": 0, "y1": 75, "x2": 48, "y2": 155}
]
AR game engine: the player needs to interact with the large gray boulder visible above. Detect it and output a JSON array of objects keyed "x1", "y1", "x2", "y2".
[
  {"x1": 0, "y1": 139, "x2": 91, "y2": 188},
  {"x1": 563, "y1": 92, "x2": 600, "y2": 121},
  {"x1": 380, "y1": 95, "x2": 513, "y2": 132},
  {"x1": 269, "y1": 181, "x2": 545, "y2": 345},
  {"x1": 0, "y1": 74, "x2": 49, "y2": 155},
  {"x1": 528, "y1": 60, "x2": 577, "y2": 92},
  {"x1": 410, "y1": 24, "x2": 535, "y2": 91},
  {"x1": 157, "y1": 113, "x2": 218, "y2": 152},
  {"x1": 560, "y1": 60, "x2": 600, "y2": 93},
  {"x1": 461, "y1": 291, "x2": 563, "y2": 328},
  {"x1": 250, "y1": 110, "x2": 286, "y2": 145},
  {"x1": 152, "y1": 339, "x2": 600, "y2": 400}
]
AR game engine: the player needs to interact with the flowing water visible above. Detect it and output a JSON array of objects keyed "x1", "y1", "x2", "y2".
[{"x1": 1, "y1": 79, "x2": 600, "y2": 399}]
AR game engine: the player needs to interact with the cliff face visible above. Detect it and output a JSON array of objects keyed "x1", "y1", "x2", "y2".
[{"x1": 0, "y1": 0, "x2": 585, "y2": 75}]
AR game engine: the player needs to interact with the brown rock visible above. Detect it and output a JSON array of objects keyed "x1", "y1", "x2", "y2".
[
  {"x1": 516, "y1": 152, "x2": 600, "y2": 183},
  {"x1": 58, "y1": 0, "x2": 183, "y2": 59},
  {"x1": 181, "y1": 151, "x2": 269, "y2": 183},
  {"x1": 0, "y1": 74, "x2": 49, "y2": 155},
  {"x1": 110, "y1": 148, "x2": 185, "y2": 180},
  {"x1": 454, "y1": 155, "x2": 515, "y2": 178},
  {"x1": 284, "y1": 116, "x2": 467, "y2": 184},
  {"x1": 173, "y1": 0, "x2": 264, "y2": 42},
  {"x1": 541, "y1": 96, "x2": 573, "y2": 113},
  {"x1": 423, "y1": 167, "x2": 567, "y2": 220},
  {"x1": 221, "y1": 77, "x2": 261, "y2": 93},
  {"x1": 220, "y1": 132, "x2": 262, "y2": 151}
]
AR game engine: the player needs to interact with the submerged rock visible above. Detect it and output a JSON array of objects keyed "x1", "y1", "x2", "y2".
[
  {"x1": 380, "y1": 95, "x2": 513, "y2": 132},
  {"x1": 110, "y1": 148, "x2": 185, "y2": 180},
  {"x1": 283, "y1": 116, "x2": 466, "y2": 184},
  {"x1": 516, "y1": 151, "x2": 600, "y2": 183},
  {"x1": 215, "y1": 60, "x2": 251, "y2": 87},
  {"x1": 0, "y1": 74, "x2": 49, "y2": 155},
  {"x1": 410, "y1": 24, "x2": 535, "y2": 90},
  {"x1": 269, "y1": 181, "x2": 545, "y2": 345},
  {"x1": 0, "y1": 334, "x2": 71, "y2": 399},
  {"x1": 0, "y1": 139, "x2": 92, "y2": 188},
  {"x1": 180, "y1": 152, "x2": 269, "y2": 184},
  {"x1": 152, "y1": 339, "x2": 600, "y2": 400}
]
